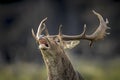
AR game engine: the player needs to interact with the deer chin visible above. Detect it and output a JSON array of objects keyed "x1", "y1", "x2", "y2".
[{"x1": 39, "y1": 44, "x2": 49, "y2": 50}]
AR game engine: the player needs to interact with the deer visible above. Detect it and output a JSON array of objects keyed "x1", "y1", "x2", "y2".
[{"x1": 31, "y1": 10, "x2": 110, "y2": 80}]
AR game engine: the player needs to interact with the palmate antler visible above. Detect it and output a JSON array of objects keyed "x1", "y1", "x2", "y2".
[
  {"x1": 61, "y1": 10, "x2": 110, "y2": 46},
  {"x1": 32, "y1": 10, "x2": 110, "y2": 47}
]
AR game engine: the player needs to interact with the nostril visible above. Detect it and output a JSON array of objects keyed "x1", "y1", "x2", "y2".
[{"x1": 39, "y1": 38, "x2": 46, "y2": 44}]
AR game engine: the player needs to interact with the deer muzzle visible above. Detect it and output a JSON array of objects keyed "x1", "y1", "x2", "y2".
[{"x1": 38, "y1": 37, "x2": 50, "y2": 50}]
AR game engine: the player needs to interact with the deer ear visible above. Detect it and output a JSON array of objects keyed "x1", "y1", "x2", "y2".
[{"x1": 63, "y1": 40, "x2": 80, "y2": 49}]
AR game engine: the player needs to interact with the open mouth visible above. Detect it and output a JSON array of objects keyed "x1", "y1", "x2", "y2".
[{"x1": 38, "y1": 37, "x2": 49, "y2": 50}]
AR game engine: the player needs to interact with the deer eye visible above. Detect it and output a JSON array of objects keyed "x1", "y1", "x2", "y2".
[{"x1": 54, "y1": 37, "x2": 60, "y2": 44}]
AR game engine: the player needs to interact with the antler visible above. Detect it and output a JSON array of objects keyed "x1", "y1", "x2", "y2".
[
  {"x1": 60, "y1": 10, "x2": 110, "y2": 46},
  {"x1": 32, "y1": 10, "x2": 110, "y2": 47},
  {"x1": 32, "y1": 17, "x2": 48, "y2": 40}
]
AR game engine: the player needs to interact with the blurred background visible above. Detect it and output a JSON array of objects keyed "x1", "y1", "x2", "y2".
[{"x1": 0, "y1": 0, "x2": 120, "y2": 80}]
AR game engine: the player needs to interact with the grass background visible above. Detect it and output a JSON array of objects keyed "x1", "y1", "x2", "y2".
[{"x1": 0, "y1": 58, "x2": 119, "y2": 80}]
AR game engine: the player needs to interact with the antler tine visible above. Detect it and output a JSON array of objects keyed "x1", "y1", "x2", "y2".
[
  {"x1": 43, "y1": 23, "x2": 50, "y2": 36},
  {"x1": 80, "y1": 24, "x2": 87, "y2": 38},
  {"x1": 60, "y1": 10, "x2": 110, "y2": 46},
  {"x1": 32, "y1": 28, "x2": 37, "y2": 40},
  {"x1": 58, "y1": 24, "x2": 63, "y2": 35},
  {"x1": 36, "y1": 17, "x2": 47, "y2": 38}
]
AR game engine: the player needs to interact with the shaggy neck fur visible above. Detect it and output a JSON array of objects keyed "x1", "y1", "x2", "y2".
[{"x1": 40, "y1": 45, "x2": 84, "y2": 80}]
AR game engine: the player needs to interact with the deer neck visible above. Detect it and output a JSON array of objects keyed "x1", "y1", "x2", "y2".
[{"x1": 40, "y1": 49, "x2": 77, "y2": 80}]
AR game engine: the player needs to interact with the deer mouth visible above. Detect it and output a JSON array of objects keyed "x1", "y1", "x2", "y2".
[{"x1": 38, "y1": 37, "x2": 50, "y2": 50}]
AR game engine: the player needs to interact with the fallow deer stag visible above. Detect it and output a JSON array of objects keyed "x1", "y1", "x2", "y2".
[{"x1": 32, "y1": 10, "x2": 110, "y2": 80}]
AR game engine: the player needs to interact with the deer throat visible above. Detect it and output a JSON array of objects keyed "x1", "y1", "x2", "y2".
[{"x1": 41, "y1": 50, "x2": 77, "y2": 80}]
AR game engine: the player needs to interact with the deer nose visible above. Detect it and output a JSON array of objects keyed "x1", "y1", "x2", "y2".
[
  {"x1": 39, "y1": 37, "x2": 47, "y2": 44},
  {"x1": 38, "y1": 37, "x2": 50, "y2": 50}
]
